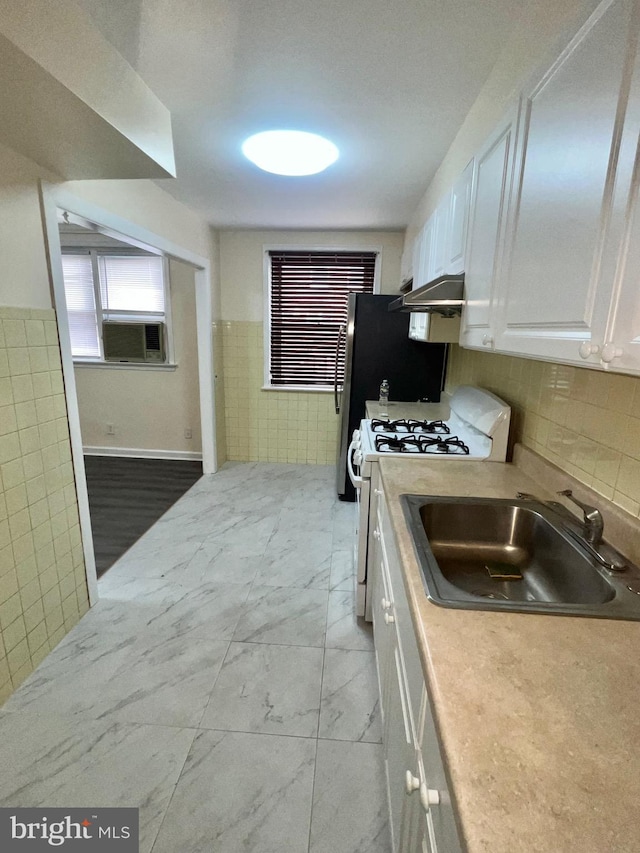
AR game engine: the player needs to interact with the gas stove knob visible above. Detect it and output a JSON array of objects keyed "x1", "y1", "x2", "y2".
[
  {"x1": 601, "y1": 342, "x2": 623, "y2": 363},
  {"x1": 579, "y1": 341, "x2": 600, "y2": 359}
]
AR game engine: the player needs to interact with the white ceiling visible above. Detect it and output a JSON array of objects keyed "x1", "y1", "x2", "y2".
[{"x1": 79, "y1": 0, "x2": 525, "y2": 230}]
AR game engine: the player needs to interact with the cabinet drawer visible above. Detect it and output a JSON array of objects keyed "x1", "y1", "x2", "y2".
[
  {"x1": 380, "y1": 495, "x2": 425, "y2": 737},
  {"x1": 417, "y1": 690, "x2": 463, "y2": 853}
]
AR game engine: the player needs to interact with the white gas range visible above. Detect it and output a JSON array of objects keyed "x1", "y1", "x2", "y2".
[{"x1": 348, "y1": 386, "x2": 511, "y2": 619}]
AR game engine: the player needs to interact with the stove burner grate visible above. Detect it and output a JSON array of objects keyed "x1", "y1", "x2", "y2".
[
  {"x1": 370, "y1": 418, "x2": 451, "y2": 434},
  {"x1": 374, "y1": 434, "x2": 470, "y2": 455}
]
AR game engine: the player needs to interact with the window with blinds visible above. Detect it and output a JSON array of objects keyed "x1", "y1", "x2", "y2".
[
  {"x1": 268, "y1": 250, "x2": 377, "y2": 388},
  {"x1": 99, "y1": 255, "x2": 165, "y2": 316},
  {"x1": 61, "y1": 251, "x2": 166, "y2": 360},
  {"x1": 61, "y1": 254, "x2": 100, "y2": 358}
]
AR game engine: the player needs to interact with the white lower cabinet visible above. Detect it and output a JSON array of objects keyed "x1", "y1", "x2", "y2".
[{"x1": 372, "y1": 489, "x2": 462, "y2": 853}]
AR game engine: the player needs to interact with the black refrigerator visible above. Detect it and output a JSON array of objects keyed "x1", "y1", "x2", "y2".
[{"x1": 335, "y1": 293, "x2": 447, "y2": 501}]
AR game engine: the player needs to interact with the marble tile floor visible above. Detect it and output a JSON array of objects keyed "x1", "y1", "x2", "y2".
[{"x1": 0, "y1": 462, "x2": 391, "y2": 853}]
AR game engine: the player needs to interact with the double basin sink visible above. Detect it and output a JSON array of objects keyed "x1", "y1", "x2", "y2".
[{"x1": 402, "y1": 495, "x2": 640, "y2": 620}]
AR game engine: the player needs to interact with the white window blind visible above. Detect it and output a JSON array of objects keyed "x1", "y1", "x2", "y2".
[
  {"x1": 61, "y1": 254, "x2": 101, "y2": 358},
  {"x1": 99, "y1": 255, "x2": 165, "y2": 315}
]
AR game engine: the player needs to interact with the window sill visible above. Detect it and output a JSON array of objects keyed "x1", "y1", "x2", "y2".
[
  {"x1": 261, "y1": 385, "x2": 333, "y2": 393},
  {"x1": 73, "y1": 360, "x2": 178, "y2": 372}
]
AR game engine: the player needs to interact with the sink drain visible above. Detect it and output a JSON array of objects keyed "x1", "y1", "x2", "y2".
[{"x1": 473, "y1": 590, "x2": 510, "y2": 600}]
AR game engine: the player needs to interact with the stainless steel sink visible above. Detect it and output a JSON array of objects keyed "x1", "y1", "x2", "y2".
[{"x1": 402, "y1": 495, "x2": 640, "y2": 619}]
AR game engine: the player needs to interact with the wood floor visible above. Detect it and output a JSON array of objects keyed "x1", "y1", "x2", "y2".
[{"x1": 84, "y1": 455, "x2": 203, "y2": 576}]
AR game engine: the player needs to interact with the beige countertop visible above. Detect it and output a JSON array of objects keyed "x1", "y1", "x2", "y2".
[{"x1": 379, "y1": 453, "x2": 640, "y2": 853}]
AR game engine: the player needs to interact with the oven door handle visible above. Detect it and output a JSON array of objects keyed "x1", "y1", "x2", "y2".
[{"x1": 347, "y1": 434, "x2": 363, "y2": 488}]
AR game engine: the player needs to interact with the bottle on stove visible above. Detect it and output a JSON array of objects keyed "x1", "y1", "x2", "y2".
[{"x1": 378, "y1": 379, "x2": 390, "y2": 415}]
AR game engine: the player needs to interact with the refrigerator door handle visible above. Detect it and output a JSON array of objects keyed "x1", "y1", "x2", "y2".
[{"x1": 334, "y1": 323, "x2": 345, "y2": 414}]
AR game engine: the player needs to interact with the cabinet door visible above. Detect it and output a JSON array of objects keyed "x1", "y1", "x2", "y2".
[
  {"x1": 600, "y1": 23, "x2": 640, "y2": 375},
  {"x1": 403, "y1": 754, "x2": 437, "y2": 853},
  {"x1": 431, "y1": 200, "x2": 449, "y2": 281},
  {"x1": 498, "y1": 0, "x2": 636, "y2": 364},
  {"x1": 417, "y1": 692, "x2": 463, "y2": 853},
  {"x1": 460, "y1": 107, "x2": 518, "y2": 350},
  {"x1": 371, "y1": 521, "x2": 392, "y2": 720},
  {"x1": 384, "y1": 640, "x2": 416, "y2": 853},
  {"x1": 412, "y1": 228, "x2": 424, "y2": 291},
  {"x1": 410, "y1": 218, "x2": 435, "y2": 341},
  {"x1": 447, "y1": 160, "x2": 474, "y2": 274}
]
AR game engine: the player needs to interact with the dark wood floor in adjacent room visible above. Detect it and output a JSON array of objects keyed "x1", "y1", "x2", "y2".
[{"x1": 84, "y1": 456, "x2": 203, "y2": 576}]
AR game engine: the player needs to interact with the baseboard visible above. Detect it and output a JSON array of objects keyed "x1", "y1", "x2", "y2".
[{"x1": 83, "y1": 446, "x2": 203, "y2": 462}]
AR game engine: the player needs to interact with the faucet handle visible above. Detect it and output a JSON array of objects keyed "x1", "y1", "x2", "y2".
[{"x1": 557, "y1": 489, "x2": 603, "y2": 545}]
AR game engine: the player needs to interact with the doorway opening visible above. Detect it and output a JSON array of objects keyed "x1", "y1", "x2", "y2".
[{"x1": 40, "y1": 186, "x2": 216, "y2": 601}]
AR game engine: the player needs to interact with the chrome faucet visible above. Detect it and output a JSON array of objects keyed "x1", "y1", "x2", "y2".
[
  {"x1": 557, "y1": 489, "x2": 603, "y2": 546},
  {"x1": 516, "y1": 489, "x2": 627, "y2": 572}
]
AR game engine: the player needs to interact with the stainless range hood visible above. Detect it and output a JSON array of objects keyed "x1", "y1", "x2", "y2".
[{"x1": 389, "y1": 273, "x2": 464, "y2": 317}]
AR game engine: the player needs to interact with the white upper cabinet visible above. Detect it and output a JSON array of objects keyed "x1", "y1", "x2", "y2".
[
  {"x1": 409, "y1": 168, "x2": 471, "y2": 344},
  {"x1": 598, "y1": 22, "x2": 640, "y2": 374},
  {"x1": 460, "y1": 106, "x2": 518, "y2": 350},
  {"x1": 447, "y1": 159, "x2": 473, "y2": 274},
  {"x1": 497, "y1": 0, "x2": 638, "y2": 367},
  {"x1": 430, "y1": 199, "x2": 449, "y2": 281},
  {"x1": 409, "y1": 218, "x2": 435, "y2": 342}
]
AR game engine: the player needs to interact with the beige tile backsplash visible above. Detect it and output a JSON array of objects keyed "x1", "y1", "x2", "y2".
[
  {"x1": 222, "y1": 321, "x2": 337, "y2": 464},
  {"x1": 447, "y1": 345, "x2": 640, "y2": 518},
  {"x1": 0, "y1": 306, "x2": 89, "y2": 704},
  {"x1": 213, "y1": 321, "x2": 227, "y2": 466}
]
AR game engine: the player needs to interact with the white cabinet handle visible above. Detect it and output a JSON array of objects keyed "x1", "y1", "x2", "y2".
[
  {"x1": 407, "y1": 773, "x2": 441, "y2": 812},
  {"x1": 405, "y1": 771, "x2": 420, "y2": 795},
  {"x1": 601, "y1": 342, "x2": 623, "y2": 363},
  {"x1": 482, "y1": 335, "x2": 494, "y2": 347},
  {"x1": 419, "y1": 784, "x2": 440, "y2": 812},
  {"x1": 373, "y1": 528, "x2": 381, "y2": 541},
  {"x1": 579, "y1": 341, "x2": 600, "y2": 359},
  {"x1": 381, "y1": 598, "x2": 391, "y2": 611},
  {"x1": 374, "y1": 488, "x2": 383, "y2": 496},
  {"x1": 384, "y1": 612, "x2": 395, "y2": 624}
]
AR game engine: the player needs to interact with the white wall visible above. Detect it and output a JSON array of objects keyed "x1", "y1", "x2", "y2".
[
  {"x1": 219, "y1": 229, "x2": 405, "y2": 321},
  {"x1": 74, "y1": 258, "x2": 202, "y2": 456},
  {"x1": 60, "y1": 179, "x2": 215, "y2": 263},
  {"x1": 0, "y1": 143, "x2": 54, "y2": 309}
]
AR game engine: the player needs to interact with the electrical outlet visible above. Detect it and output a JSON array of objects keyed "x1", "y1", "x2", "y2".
[
  {"x1": 106, "y1": 423, "x2": 115, "y2": 436},
  {"x1": 184, "y1": 428, "x2": 192, "y2": 439}
]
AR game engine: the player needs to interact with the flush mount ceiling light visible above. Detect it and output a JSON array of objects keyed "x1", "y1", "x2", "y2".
[{"x1": 241, "y1": 130, "x2": 339, "y2": 176}]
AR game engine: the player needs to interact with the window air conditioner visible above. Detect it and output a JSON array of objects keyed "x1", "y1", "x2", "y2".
[{"x1": 102, "y1": 321, "x2": 166, "y2": 363}]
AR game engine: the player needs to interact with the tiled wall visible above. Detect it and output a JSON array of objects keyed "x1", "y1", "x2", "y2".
[
  {"x1": 0, "y1": 307, "x2": 89, "y2": 704},
  {"x1": 447, "y1": 345, "x2": 640, "y2": 517},
  {"x1": 213, "y1": 321, "x2": 227, "y2": 465},
  {"x1": 222, "y1": 321, "x2": 337, "y2": 464}
]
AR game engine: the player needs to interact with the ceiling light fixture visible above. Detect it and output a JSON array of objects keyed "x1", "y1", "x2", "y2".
[{"x1": 241, "y1": 130, "x2": 339, "y2": 176}]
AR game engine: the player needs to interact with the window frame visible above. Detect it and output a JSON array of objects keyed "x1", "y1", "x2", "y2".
[
  {"x1": 61, "y1": 248, "x2": 175, "y2": 367},
  {"x1": 263, "y1": 245, "x2": 382, "y2": 392}
]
